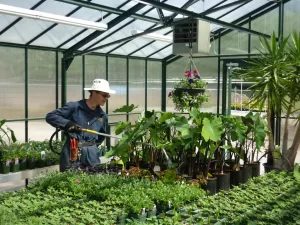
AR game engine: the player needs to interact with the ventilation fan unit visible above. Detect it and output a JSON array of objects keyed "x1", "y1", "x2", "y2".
[{"x1": 172, "y1": 19, "x2": 211, "y2": 56}]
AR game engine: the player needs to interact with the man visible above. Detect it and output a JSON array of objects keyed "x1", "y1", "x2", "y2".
[{"x1": 46, "y1": 79, "x2": 115, "y2": 172}]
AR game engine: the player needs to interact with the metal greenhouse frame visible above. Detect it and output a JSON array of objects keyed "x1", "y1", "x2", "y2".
[{"x1": 0, "y1": 0, "x2": 294, "y2": 145}]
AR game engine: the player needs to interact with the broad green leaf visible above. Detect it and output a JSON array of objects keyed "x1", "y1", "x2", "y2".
[
  {"x1": 6, "y1": 127, "x2": 17, "y2": 143},
  {"x1": 294, "y1": 164, "x2": 300, "y2": 181},
  {"x1": 159, "y1": 112, "x2": 175, "y2": 123},
  {"x1": 114, "y1": 121, "x2": 131, "y2": 135},
  {"x1": 201, "y1": 117, "x2": 222, "y2": 142},
  {"x1": 254, "y1": 122, "x2": 266, "y2": 150},
  {"x1": 113, "y1": 104, "x2": 138, "y2": 113},
  {"x1": 0, "y1": 119, "x2": 6, "y2": 128},
  {"x1": 181, "y1": 128, "x2": 193, "y2": 139}
]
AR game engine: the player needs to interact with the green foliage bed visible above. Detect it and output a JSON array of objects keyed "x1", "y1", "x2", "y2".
[{"x1": 0, "y1": 171, "x2": 300, "y2": 225}]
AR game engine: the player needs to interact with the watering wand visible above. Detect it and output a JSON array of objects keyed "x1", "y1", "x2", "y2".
[
  {"x1": 80, "y1": 128, "x2": 121, "y2": 140},
  {"x1": 81, "y1": 128, "x2": 173, "y2": 166}
]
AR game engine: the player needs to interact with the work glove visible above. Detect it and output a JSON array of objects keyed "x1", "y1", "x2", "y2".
[{"x1": 65, "y1": 121, "x2": 82, "y2": 134}]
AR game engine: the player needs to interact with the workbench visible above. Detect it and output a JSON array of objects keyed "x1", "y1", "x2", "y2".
[{"x1": 0, "y1": 165, "x2": 59, "y2": 188}]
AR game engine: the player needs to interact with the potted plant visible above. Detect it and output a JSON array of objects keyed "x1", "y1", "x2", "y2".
[
  {"x1": 0, "y1": 149, "x2": 11, "y2": 174},
  {"x1": 168, "y1": 70, "x2": 209, "y2": 112},
  {"x1": 0, "y1": 119, "x2": 17, "y2": 146},
  {"x1": 240, "y1": 31, "x2": 300, "y2": 171}
]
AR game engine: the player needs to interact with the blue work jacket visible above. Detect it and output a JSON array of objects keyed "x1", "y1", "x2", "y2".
[{"x1": 46, "y1": 99, "x2": 107, "y2": 171}]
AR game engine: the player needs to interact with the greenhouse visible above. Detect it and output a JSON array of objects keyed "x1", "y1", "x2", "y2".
[{"x1": 1, "y1": 0, "x2": 300, "y2": 224}]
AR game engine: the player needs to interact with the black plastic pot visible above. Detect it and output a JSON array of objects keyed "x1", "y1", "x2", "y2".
[
  {"x1": 263, "y1": 163, "x2": 277, "y2": 173},
  {"x1": 116, "y1": 214, "x2": 128, "y2": 225},
  {"x1": 131, "y1": 213, "x2": 147, "y2": 222},
  {"x1": 248, "y1": 162, "x2": 260, "y2": 177},
  {"x1": 147, "y1": 209, "x2": 157, "y2": 218},
  {"x1": 10, "y1": 163, "x2": 20, "y2": 173},
  {"x1": 216, "y1": 173, "x2": 230, "y2": 192},
  {"x1": 19, "y1": 161, "x2": 27, "y2": 170},
  {"x1": 0, "y1": 164, "x2": 10, "y2": 174},
  {"x1": 27, "y1": 159, "x2": 36, "y2": 170},
  {"x1": 228, "y1": 170, "x2": 243, "y2": 188},
  {"x1": 204, "y1": 177, "x2": 217, "y2": 195},
  {"x1": 241, "y1": 166, "x2": 252, "y2": 183}
]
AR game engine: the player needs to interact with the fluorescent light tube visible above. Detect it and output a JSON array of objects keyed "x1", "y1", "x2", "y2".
[
  {"x1": 0, "y1": 3, "x2": 107, "y2": 31},
  {"x1": 131, "y1": 29, "x2": 172, "y2": 43}
]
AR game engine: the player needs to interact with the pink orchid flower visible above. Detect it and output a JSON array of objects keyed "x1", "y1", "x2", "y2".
[{"x1": 75, "y1": 179, "x2": 80, "y2": 183}]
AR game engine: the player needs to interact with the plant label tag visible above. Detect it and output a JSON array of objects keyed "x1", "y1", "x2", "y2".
[
  {"x1": 41, "y1": 151, "x2": 46, "y2": 160},
  {"x1": 5, "y1": 159, "x2": 11, "y2": 167}
]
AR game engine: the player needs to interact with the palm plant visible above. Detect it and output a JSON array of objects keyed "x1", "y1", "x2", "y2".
[
  {"x1": 276, "y1": 31, "x2": 300, "y2": 170},
  {"x1": 240, "y1": 32, "x2": 291, "y2": 166}
]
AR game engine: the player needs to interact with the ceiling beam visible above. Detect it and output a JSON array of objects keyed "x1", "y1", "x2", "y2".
[
  {"x1": 0, "y1": 0, "x2": 46, "y2": 36},
  {"x1": 108, "y1": 0, "x2": 198, "y2": 56},
  {"x1": 130, "y1": 0, "x2": 271, "y2": 38},
  {"x1": 64, "y1": 3, "x2": 146, "y2": 58},
  {"x1": 84, "y1": 0, "x2": 168, "y2": 52},
  {"x1": 202, "y1": 0, "x2": 252, "y2": 16},
  {"x1": 73, "y1": 25, "x2": 167, "y2": 57},
  {"x1": 55, "y1": 0, "x2": 160, "y2": 23},
  {"x1": 56, "y1": 1, "x2": 130, "y2": 49}
]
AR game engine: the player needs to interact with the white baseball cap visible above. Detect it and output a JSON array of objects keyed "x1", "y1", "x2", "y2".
[{"x1": 84, "y1": 79, "x2": 116, "y2": 94}]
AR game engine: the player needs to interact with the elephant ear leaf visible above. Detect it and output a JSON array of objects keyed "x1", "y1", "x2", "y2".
[
  {"x1": 254, "y1": 122, "x2": 266, "y2": 150},
  {"x1": 0, "y1": 119, "x2": 6, "y2": 128},
  {"x1": 113, "y1": 104, "x2": 138, "y2": 113},
  {"x1": 6, "y1": 127, "x2": 17, "y2": 143},
  {"x1": 202, "y1": 117, "x2": 222, "y2": 142},
  {"x1": 115, "y1": 121, "x2": 131, "y2": 135}
]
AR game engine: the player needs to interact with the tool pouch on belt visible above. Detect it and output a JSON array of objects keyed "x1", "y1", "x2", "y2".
[{"x1": 69, "y1": 138, "x2": 79, "y2": 161}]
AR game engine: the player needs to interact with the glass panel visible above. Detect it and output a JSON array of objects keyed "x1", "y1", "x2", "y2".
[
  {"x1": 221, "y1": 24, "x2": 249, "y2": 55},
  {"x1": 131, "y1": 33, "x2": 172, "y2": 57},
  {"x1": 129, "y1": 59, "x2": 145, "y2": 112},
  {"x1": 0, "y1": 47, "x2": 25, "y2": 119},
  {"x1": 28, "y1": 50, "x2": 56, "y2": 118},
  {"x1": 4, "y1": 121, "x2": 25, "y2": 143},
  {"x1": 149, "y1": 45, "x2": 172, "y2": 59},
  {"x1": 0, "y1": 1, "x2": 78, "y2": 44},
  {"x1": 215, "y1": 0, "x2": 267, "y2": 23},
  {"x1": 66, "y1": 56, "x2": 83, "y2": 102},
  {"x1": 147, "y1": 61, "x2": 162, "y2": 111},
  {"x1": 188, "y1": 0, "x2": 223, "y2": 14},
  {"x1": 107, "y1": 57, "x2": 127, "y2": 119},
  {"x1": 91, "y1": 0, "x2": 131, "y2": 8},
  {"x1": 32, "y1": 6, "x2": 110, "y2": 47},
  {"x1": 28, "y1": 120, "x2": 56, "y2": 141},
  {"x1": 78, "y1": 15, "x2": 125, "y2": 51},
  {"x1": 251, "y1": 8, "x2": 278, "y2": 53},
  {"x1": 0, "y1": 0, "x2": 39, "y2": 8},
  {"x1": 0, "y1": 14, "x2": 19, "y2": 31},
  {"x1": 284, "y1": 1, "x2": 300, "y2": 37},
  {"x1": 84, "y1": 55, "x2": 106, "y2": 99},
  {"x1": 93, "y1": 19, "x2": 156, "y2": 54}
]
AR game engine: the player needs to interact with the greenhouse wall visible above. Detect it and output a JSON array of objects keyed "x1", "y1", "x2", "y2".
[{"x1": 1, "y1": 0, "x2": 299, "y2": 147}]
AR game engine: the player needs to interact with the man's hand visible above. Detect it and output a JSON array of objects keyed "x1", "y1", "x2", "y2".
[{"x1": 65, "y1": 121, "x2": 82, "y2": 134}]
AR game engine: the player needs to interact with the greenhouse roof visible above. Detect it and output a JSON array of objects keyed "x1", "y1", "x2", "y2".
[{"x1": 0, "y1": 0, "x2": 283, "y2": 59}]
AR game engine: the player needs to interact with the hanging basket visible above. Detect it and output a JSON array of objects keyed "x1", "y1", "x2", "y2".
[{"x1": 174, "y1": 88, "x2": 206, "y2": 96}]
